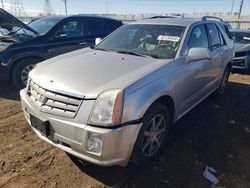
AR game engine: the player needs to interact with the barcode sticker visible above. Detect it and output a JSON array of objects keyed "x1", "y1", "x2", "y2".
[{"x1": 157, "y1": 35, "x2": 180, "y2": 42}]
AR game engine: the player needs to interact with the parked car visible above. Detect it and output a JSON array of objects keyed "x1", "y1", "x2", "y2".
[
  {"x1": 230, "y1": 29, "x2": 250, "y2": 70},
  {"x1": 0, "y1": 8, "x2": 123, "y2": 88},
  {"x1": 20, "y1": 16, "x2": 233, "y2": 167}
]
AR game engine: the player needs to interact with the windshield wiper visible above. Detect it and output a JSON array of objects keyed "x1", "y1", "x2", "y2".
[
  {"x1": 94, "y1": 47, "x2": 111, "y2": 52},
  {"x1": 115, "y1": 50, "x2": 148, "y2": 57}
]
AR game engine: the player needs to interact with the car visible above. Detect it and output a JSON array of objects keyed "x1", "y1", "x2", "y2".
[
  {"x1": 0, "y1": 8, "x2": 123, "y2": 88},
  {"x1": 20, "y1": 16, "x2": 233, "y2": 167},
  {"x1": 230, "y1": 29, "x2": 250, "y2": 70}
]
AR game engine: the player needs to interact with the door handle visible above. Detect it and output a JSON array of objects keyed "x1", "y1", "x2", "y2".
[{"x1": 79, "y1": 42, "x2": 87, "y2": 46}]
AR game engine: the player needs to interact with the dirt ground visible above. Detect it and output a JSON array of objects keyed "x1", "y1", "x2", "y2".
[{"x1": 0, "y1": 72, "x2": 250, "y2": 188}]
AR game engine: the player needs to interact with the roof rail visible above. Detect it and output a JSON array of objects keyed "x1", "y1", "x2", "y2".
[
  {"x1": 150, "y1": 16, "x2": 176, "y2": 19},
  {"x1": 202, "y1": 16, "x2": 224, "y2": 22}
]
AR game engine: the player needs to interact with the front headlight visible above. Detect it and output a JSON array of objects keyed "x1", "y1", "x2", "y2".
[{"x1": 88, "y1": 89, "x2": 123, "y2": 126}]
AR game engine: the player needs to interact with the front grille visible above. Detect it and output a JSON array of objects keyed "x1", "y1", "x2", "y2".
[
  {"x1": 235, "y1": 51, "x2": 247, "y2": 57},
  {"x1": 27, "y1": 80, "x2": 82, "y2": 118},
  {"x1": 233, "y1": 59, "x2": 245, "y2": 67}
]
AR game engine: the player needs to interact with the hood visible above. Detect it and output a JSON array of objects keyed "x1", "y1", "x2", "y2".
[
  {"x1": 0, "y1": 8, "x2": 38, "y2": 35},
  {"x1": 30, "y1": 48, "x2": 170, "y2": 98},
  {"x1": 234, "y1": 43, "x2": 250, "y2": 52}
]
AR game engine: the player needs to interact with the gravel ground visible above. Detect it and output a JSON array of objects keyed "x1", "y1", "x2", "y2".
[{"x1": 0, "y1": 72, "x2": 250, "y2": 188}]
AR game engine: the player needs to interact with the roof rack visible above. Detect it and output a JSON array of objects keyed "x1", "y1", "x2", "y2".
[{"x1": 202, "y1": 16, "x2": 224, "y2": 22}]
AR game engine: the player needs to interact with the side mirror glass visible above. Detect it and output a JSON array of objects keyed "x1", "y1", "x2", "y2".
[
  {"x1": 55, "y1": 32, "x2": 67, "y2": 39},
  {"x1": 187, "y1": 47, "x2": 210, "y2": 62},
  {"x1": 95, "y1": 38, "x2": 102, "y2": 45}
]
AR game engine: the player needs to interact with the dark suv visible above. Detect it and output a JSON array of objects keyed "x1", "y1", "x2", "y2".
[{"x1": 0, "y1": 9, "x2": 122, "y2": 88}]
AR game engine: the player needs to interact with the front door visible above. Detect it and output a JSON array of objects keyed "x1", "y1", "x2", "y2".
[{"x1": 46, "y1": 19, "x2": 91, "y2": 58}]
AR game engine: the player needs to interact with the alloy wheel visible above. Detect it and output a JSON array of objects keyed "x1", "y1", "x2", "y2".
[
  {"x1": 21, "y1": 64, "x2": 35, "y2": 85},
  {"x1": 142, "y1": 114, "x2": 166, "y2": 157}
]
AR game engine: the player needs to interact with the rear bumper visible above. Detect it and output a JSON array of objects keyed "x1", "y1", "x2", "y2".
[
  {"x1": 20, "y1": 89, "x2": 142, "y2": 167},
  {"x1": 232, "y1": 56, "x2": 250, "y2": 70}
]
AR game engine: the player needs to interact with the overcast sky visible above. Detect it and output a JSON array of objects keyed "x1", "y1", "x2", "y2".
[{"x1": 2, "y1": 0, "x2": 250, "y2": 16}]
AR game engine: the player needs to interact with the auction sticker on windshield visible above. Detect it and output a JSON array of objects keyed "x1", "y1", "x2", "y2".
[{"x1": 157, "y1": 35, "x2": 180, "y2": 42}]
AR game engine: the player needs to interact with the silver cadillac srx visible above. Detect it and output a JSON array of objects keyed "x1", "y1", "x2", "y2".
[{"x1": 20, "y1": 16, "x2": 234, "y2": 167}]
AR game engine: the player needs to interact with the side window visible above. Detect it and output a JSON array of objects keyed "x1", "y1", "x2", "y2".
[
  {"x1": 55, "y1": 20, "x2": 82, "y2": 38},
  {"x1": 86, "y1": 20, "x2": 111, "y2": 37},
  {"x1": 207, "y1": 24, "x2": 221, "y2": 49},
  {"x1": 218, "y1": 29, "x2": 226, "y2": 46},
  {"x1": 187, "y1": 24, "x2": 209, "y2": 51}
]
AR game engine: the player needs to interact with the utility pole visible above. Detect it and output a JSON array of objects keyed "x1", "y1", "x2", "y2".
[
  {"x1": 44, "y1": 0, "x2": 53, "y2": 15},
  {"x1": 10, "y1": 0, "x2": 27, "y2": 17},
  {"x1": 62, "y1": 0, "x2": 68, "y2": 16},
  {"x1": 238, "y1": 0, "x2": 244, "y2": 19},
  {"x1": 230, "y1": 0, "x2": 235, "y2": 15},
  {"x1": 1, "y1": 0, "x2": 4, "y2": 9},
  {"x1": 106, "y1": 2, "x2": 109, "y2": 16}
]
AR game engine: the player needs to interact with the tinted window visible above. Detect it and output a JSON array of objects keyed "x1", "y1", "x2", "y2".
[
  {"x1": 207, "y1": 24, "x2": 221, "y2": 49},
  {"x1": 96, "y1": 24, "x2": 186, "y2": 59},
  {"x1": 187, "y1": 25, "x2": 208, "y2": 50},
  {"x1": 55, "y1": 20, "x2": 82, "y2": 38},
  {"x1": 86, "y1": 20, "x2": 110, "y2": 36}
]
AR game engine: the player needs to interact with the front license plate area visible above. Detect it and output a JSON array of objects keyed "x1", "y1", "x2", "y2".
[{"x1": 30, "y1": 115, "x2": 50, "y2": 137}]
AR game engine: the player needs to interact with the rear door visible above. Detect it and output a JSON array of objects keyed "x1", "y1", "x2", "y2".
[
  {"x1": 84, "y1": 19, "x2": 112, "y2": 43},
  {"x1": 206, "y1": 23, "x2": 227, "y2": 84},
  {"x1": 46, "y1": 18, "x2": 90, "y2": 58}
]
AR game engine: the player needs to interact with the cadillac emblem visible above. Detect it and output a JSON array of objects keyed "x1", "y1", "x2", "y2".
[{"x1": 39, "y1": 95, "x2": 48, "y2": 105}]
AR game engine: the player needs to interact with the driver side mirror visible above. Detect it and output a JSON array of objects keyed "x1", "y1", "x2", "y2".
[
  {"x1": 95, "y1": 38, "x2": 102, "y2": 45},
  {"x1": 187, "y1": 48, "x2": 210, "y2": 62},
  {"x1": 55, "y1": 31, "x2": 67, "y2": 39}
]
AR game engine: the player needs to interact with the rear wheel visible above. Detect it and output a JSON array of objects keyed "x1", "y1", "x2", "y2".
[
  {"x1": 214, "y1": 66, "x2": 230, "y2": 96},
  {"x1": 132, "y1": 103, "x2": 170, "y2": 166},
  {"x1": 11, "y1": 58, "x2": 40, "y2": 89}
]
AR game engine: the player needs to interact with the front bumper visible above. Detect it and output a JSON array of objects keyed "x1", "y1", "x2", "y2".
[
  {"x1": 20, "y1": 89, "x2": 142, "y2": 167},
  {"x1": 232, "y1": 56, "x2": 250, "y2": 70}
]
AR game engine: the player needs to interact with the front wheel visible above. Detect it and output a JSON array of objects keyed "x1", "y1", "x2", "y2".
[
  {"x1": 11, "y1": 58, "x2": 39, "y2": 89},
  {"x1": 132, "y1": 104, "x2": 170, "y2": 166}
]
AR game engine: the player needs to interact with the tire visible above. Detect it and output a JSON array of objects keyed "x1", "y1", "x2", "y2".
[
  {"x1": 11, "y1": 58, "x2": 40, "y2": 89},
  {"x1": 132, "y1": 103, "x2": 171, "y2": 166},
  {"x1": 214, "y1": 66, "x2": 231, "y2": 96}
]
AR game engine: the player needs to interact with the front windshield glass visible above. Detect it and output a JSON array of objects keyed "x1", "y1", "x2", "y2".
[
  {"x1": 28, "y1": 17, "x2": 62, "y2": 35},
  {"x1": 231, "y1": 32, "x2": 250, "y2": 44},
  {"x1": 96, "y1": 24, "x2": 186, "y2": 59}
]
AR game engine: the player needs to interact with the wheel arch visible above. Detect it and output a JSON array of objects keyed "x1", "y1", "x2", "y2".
[
  {"x1": 142, "y1": 95, "x2": 176, "y2": 124},
  {"x1": 10, "y1": 55, "x2": 45, "y2": 79}
]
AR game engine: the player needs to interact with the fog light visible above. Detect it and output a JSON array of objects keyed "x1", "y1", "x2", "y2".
[{"x1": 86, "y1": 132, "x2": 103, "y2": 155}]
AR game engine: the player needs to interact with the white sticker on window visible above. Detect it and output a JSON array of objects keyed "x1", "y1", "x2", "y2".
[{"x1": 157, "y1": 35, "x2": 180, "y2": 42}]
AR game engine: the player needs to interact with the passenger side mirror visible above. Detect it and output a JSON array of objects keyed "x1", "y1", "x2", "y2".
[
  {"x1": 95, "y1": 38, "x2": 102, "y2": 45},
  {"x1": 187, "y1": 48, "x2": 210, "y2": 62}
]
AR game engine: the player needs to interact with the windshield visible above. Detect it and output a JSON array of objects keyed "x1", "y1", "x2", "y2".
[
  {"x1": 27, "y1": 17, "x2": 62, "y2": 35},
  {"x1": 231, "y1": 32, "x2": 250, "y2": 44},
  {"x1": 96, "y1": 24, "x2": 186, "y2": 59}
]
